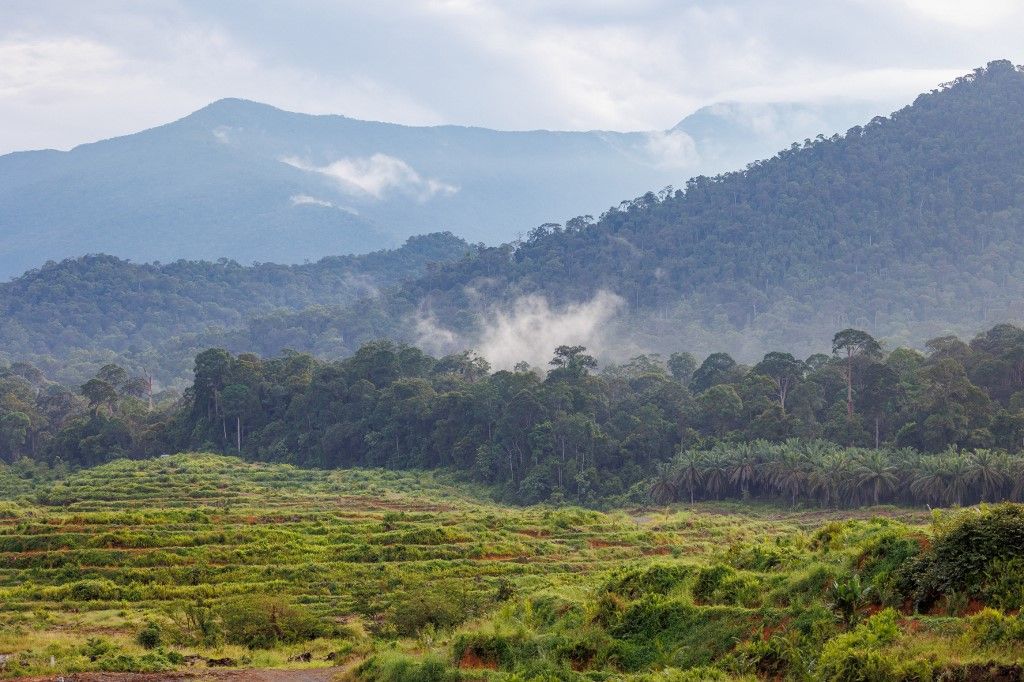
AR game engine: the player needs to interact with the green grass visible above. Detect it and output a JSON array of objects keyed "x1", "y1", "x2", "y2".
[{"x1": 0, "y1": 454, "x2": 1022, "y2": 680}]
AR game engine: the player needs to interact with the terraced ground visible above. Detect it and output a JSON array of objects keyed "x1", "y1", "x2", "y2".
[{"x1": 1, "y1": 455, "x2": 1023, "y2": 680}]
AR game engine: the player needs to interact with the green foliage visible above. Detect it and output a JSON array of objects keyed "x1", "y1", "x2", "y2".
[
  {"x1": 816, "y1": 609, "x2": 927, "y2": 681},
  {"x1": 905, "y1": 504, "x2": 1024, "y2": 608},
  {"x1": 217, "y1": 595, "x2": 328, "y2": 648},
  {"x1": 136, "y1": 621, "x2": 163, "y2": 649},
  {"x1": 966, "y1": 608, "x2": 1024, "y2": 645},
  {"x1": 0, "y1": 233, "x2": 470, "y2": 385},
  {"x1": 358, "y1": 653, "x2": 463, "y2": 682}
]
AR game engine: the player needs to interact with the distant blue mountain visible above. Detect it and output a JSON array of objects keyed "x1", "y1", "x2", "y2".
[{"x1": 0, "y1": 97, "x2": 881, "y2": 279}]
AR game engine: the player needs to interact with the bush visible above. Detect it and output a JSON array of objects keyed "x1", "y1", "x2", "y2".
[
  {"x1": 66, "y1": 579, "x2": 120, "y2": 601},
  {"x1": 358, "y1": 653, "x2": 462, "y2": 682},
  {"x1": 966, "y1": 608, "x2": 1024, "y2": 645},
  {"x1": 218, "y1": 595, "x2": 328, "y2": 649},
  {"x1": 385, "y1": 586, "x2": 474, "y2": 636},
  {"x1": 906, "y1": 504, "x2": 1024, "y2": 609},
  {"x1": 816, "y1": 609, "x2": 930, "y2": 681},
  {"x1": 605, "y1": 563, "x2": 693, "y2": 600},
  {"x1": 136, "y1": 621, "x2": 162, "y2": 649}
]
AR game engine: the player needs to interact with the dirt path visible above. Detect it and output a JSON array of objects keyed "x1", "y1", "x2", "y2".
[{"x1": 10, "y1": 667, "x2": 346, "y2": 682}]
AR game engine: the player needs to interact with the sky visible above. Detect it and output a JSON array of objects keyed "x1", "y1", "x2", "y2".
[{"x1": 1, "y1": 0, "x2": 1022, "y2": 154}]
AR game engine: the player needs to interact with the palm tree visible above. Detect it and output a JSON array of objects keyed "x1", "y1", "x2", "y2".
[
  {"x1": 648, "y1": 462, "x2": 677, "y2": 504},
  {"x1": 766, "y1": 446, "x2": 809, "y2": 507},
  {"x1": 672, "y1": 448, "x2": 706, "y2": 504},
  {"x1": 808, "y1": 451, "x2": 851, "y2": 508},
  {"x1": 969, "y1": 449, "x2": 1008, "y2": 502},
  {"x1": 944, "y1": 454, "x2": 973, "y2": 507},
  {"x1": 700, "y1": 450, "x2": 729, "y2": 500},
  {"x1": 909, "y1": 456, "x2": 948, "y2": 507},
  {"x1": 727, "y1": 443, "x2": 760, "y2": 499},
  {"x1": 1011, "y1": 455, "x2": 1024, "y2": 502},
  {"x1": 853, "y1": 450, "x2": 899, "y2": 506}
]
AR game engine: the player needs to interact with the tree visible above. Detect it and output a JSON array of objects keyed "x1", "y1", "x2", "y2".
[
  {"x1": 668, "y1": 352, "x2": 697, "y2": 385},
  {"x1": 649, "y1": 462, "x2": 677, "y2": 504},
  {"x1": 752, "y1": 352, "x2": 805, "y2": 414},
  {"x1": 221, "y1": 383, "x2": 256, "y2": 453},
  {"x1": 0, "y1": 412, "x2": 30, "y2": 462},
  {"x1": 80, "y1": 379, "x2": 118, "y2": 414},
  {"x1": 690, "y1": 353, "x2": 738, "y2": 393},
  {"x1": 853, "y1": 450, "x2": 899, "y2": 505},
  {"x1": 96, "y1": 364, "x2": 129, "y2": 391},
  {"x1": 699, "y1": 385, "x2": 743, "y2": 437},
  {"x1": 970, "y1": 449, "x2": 1009, "y2": 502},
  {"x1": 548, "y1": 346, "x2": 597, "y2": 382},
  {"x1": 672, "y1": 448, "x2": 706, "y2": 504},
  {"x1": 832, "y1": 329, "x2": 882, "y2": 417}
]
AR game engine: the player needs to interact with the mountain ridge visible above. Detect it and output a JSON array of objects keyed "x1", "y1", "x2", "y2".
[{"x1": 0, "y1": 94, "x2": 881, "y2": 279}]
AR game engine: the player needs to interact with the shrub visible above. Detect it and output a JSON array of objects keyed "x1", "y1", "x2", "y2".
[
  {"x1": 218, "y1": 595, "x2": 328, "y2": 648},
  {"x1": 966, "y1": 608, "x2": 1024, "y2": 645},
  {"x1": 66, "y1": 578, "x2": 120, "y2": 601},
  {"x1": 136, "y1": 621, "x2": 163, "y2": 649},
  {"x1": 605, "y1": 563, "x2": 693, "y2": 600},
  {"x1": 358, "y1": 653, "x2": 462, "y2": 682},
  {"x1": 692, "y1": 564, "x2": 734, "y2": 603},
  {"x1": 386, "y1": 589, "x2": 468, "y2": 637},
  {"x1": 816, "y1": 609, "x2": 930, "y2": 682},
  {"x1": 906, "y1": 504, "x2": 1024, "y2": 609}
]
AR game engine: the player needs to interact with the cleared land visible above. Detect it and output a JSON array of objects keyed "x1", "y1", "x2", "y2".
[{"x1": 0, "y1": 455, "x2": 1021, "y2": 680}]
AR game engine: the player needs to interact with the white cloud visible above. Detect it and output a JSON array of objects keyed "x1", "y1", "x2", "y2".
[
  {"x1": 282, "y1": 154, "x2": 458, "y2": 201},
  {"x1": 412, "y1": 290, "x2": 626, "y2": 368},
  {"x1": 476, "y1": 291, "x2": 626, "y2": 370},
  {"x1": 641, "y1": 129, "x2": 700, "y2": 169},
  {"x1": 289, "y1": 194, "x2": 334, "y2": 208},
  {"x1": 896, "y1": 0, "x2": 1018, "y2": 29},
  {"x1": 211, "y1": 126, "x2": 232, "y2": 143},
  {"x1": 2, "y1": 1, "x2": 1024, "y2": 153}
]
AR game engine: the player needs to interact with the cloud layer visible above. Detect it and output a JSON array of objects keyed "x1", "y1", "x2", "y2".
[
  {"x1": 1, "y1": 1, "x2": 1023, "y2": 153},
  {"x1": 282, "y1": 154, "x2": 458, "y2": 201}
]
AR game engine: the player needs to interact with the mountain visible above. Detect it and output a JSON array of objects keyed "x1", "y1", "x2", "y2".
[
  {"x1": 291, "y1": 59, "x2": 1024, "y2": 365},
  {"x1": 4, "y1": 61, "x2": 1022, "y2": 383},
  {"x1": 0, "y1": 97, "x2": 878, "y2": 280}
]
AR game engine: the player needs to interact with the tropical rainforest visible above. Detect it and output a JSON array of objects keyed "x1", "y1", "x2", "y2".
[{"x1": 5, "y1": 323, "x2": 1024, "y2": 508}]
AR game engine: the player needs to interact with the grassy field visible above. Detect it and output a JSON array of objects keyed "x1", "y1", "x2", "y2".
[{"x1": 0, "y1": 454, "x2": 1022, "y2": 680}]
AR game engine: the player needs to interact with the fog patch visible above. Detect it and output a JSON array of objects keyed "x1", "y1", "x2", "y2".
[
  {"x1": 477, "y1": 290, "x2": 625, "y2": 370},
  {"x1": 412, "y1": 291, "x2": 626, "y2": 368},
  {"x1": 643, "y1": 129, "x2": 700, "y2": 169},
  {"x1": 290, "y1": 194, "x2": 334, "y2": 208},
  {"x1": 211, "y1": 126, "x2": 232, "y2": 144},
  {"x1": 414, "y1": 307, "x2": 463, "y2": 355},
  {"x1": 281, "y1": 153, "x2": 458, "y2": 201}
]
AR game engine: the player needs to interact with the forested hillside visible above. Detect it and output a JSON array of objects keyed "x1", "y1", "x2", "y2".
[
  {"x1": 328, "y1": 60, "x2": 1024, "y2": 361},
  {"x1": 0, "y1": 232, "x2": 469, "y2": 384},
  {"x1": 5, "y1": 62, "x2": 1024, "y2": 384}
]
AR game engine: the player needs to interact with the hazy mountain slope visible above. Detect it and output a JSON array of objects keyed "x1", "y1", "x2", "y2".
[
  {"x1": 5, "y1": 62, "x2": 1019, "y2": 382},
  {"x1": 0, "y1": 97, "x2": 877, "y2": 279},
  {"x1": 310, "y1": 60, "x2": 1024, "y2": 364},
  {"x1": 0, "y1": 232, "x2": 469, "y2": 384}
]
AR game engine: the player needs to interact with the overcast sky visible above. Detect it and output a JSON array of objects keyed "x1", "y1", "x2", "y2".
[{"x1": 1, "y1": 0, "x2": 1022, "y2": 154}]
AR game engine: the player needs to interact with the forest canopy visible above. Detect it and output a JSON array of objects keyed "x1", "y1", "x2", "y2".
[{"x1": 6, "y1": 323, "x2": 1024, "y2": 507}]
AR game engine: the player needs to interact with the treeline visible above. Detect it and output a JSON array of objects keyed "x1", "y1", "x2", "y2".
[{"x1": 7, "y1": 323, "x2": 1024, "y2": 505}]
